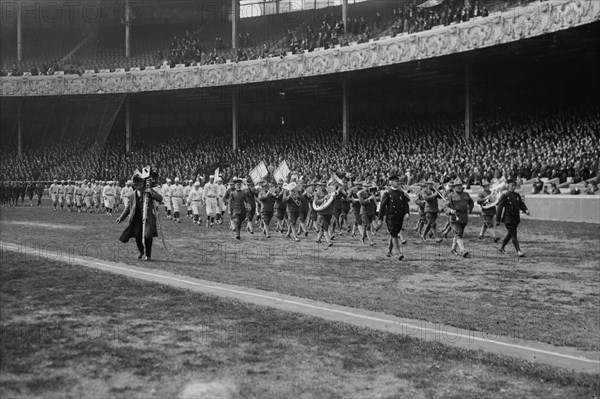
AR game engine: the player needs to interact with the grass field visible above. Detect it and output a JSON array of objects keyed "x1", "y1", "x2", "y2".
[
  {"x1": 1, "y1": 256, "x2": 599, "y2": 398},
  {"x1": 1, "y1": 203, "x2": 598, "y2": 355}
]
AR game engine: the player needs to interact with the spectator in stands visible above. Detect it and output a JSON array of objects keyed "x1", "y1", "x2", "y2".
[
  {"x1": 585, "y1": 181, "x2": 598, "y2": 195},
  {"x1": 550, "y1": 183, "x2": 561, "y2": 194}
]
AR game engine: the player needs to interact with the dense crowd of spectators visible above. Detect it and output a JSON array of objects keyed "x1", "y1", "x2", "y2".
[
  {"x1": 1, "y1": 0, "x2": 532, "y2": 75},
  {"x1": 167, "y1": 29, "x2": 204, "y2": 65},
  {"x1": 2, "y1": 107, "x2": 598, "y2": 195}
]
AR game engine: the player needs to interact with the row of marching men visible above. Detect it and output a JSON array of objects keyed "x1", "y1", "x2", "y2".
[
  {"x1": 186, "y1": 173, "x2": 531, "y2": 259},
  {"x1": 156, "y1": 173, "x2": 408, "y2": 245},
  {"x1": 157, "y1": 175, "x2": 384, "y2": 244},
  {"x1": 46, "y1": 179, "x2": 131, "y2": 214}
]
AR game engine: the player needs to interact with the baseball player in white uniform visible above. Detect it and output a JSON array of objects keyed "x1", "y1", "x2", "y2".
[
  {"x1": 203, "y1": 175, "x2": 220, "y2": 227},
  {"x1": 170, "y1": 177, "x2": 185, "y2": 223},
  {"x1": 187, "y1": 181, "x2": 204, "y2": 225},
  {"x1": 162, "y1": 178, "x2": 173, "y2": 219}
]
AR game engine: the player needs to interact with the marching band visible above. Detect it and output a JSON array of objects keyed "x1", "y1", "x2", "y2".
[{"x1": 0, "y1": 170, "x2": 532, "y2": 260}]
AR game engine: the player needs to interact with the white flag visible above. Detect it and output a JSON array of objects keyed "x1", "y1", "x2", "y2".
[
  {"x1": 258, "y1": 161, "x2": 268, "y2": 179},
  {"x1": 249, "y1": 161, "x2": 269, "y2": 184},
  {"x1": 249, "y1": 166, "x2": 261, "y2": 184},
  {"x1": 273, "y1": 161, "x2": 290, "y2": 182}
]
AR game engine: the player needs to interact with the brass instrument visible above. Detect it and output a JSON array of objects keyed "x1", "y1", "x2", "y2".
[
  {"x1": 313, "y1": 191, "x2": 335, "y2": 212},
  {"x1": 430, "y1": 185, "x2": 448, "y2": 203},
  {"x1": 291, "y1": 189, "x2": 302, "y2": 207},
  {"x1": 481, "y1": 190, "x2": 499, "y2": 210}
]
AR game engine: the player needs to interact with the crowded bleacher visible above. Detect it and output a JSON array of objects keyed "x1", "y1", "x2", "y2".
[
  {"x1": 1, "y1": 0, "x2": 530, "y2": 76},
  {"x1": 1, "y1": 105, "x2": 598, "y2": 195}
]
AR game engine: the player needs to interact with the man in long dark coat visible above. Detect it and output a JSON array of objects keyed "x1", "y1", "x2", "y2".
[{"x1": 116, "y1": 176, "x2": 163, "y2": 261}]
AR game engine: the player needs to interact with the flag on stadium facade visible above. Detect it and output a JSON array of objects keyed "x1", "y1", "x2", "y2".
[
  {"x1": 273, "y1": 161, "x2": 290, "y2": 182},
  {"x1": 249, "y1": 161, "x2": 268, "y2": 184}
]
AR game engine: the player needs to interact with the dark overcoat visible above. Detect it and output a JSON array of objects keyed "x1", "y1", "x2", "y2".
[{"x1": 118, "y1": 189, "x2": 163, "y2": 242}]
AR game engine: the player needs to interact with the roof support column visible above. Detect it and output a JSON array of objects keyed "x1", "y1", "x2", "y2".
[
  {"x1": 465, "y1": 60, "x2": 472, "y2": 140},
  {"x1": 342, "y1": 77, "x2": 350, "y2": 147},
  {"x1": 125, "y1": 0, "x2": 131, "y2": 58},
  {"x1": 232, "y1": 0, "x2": 238, "y2": 50},
  {"x1": 17, "y1": 3, "x2": 22, "y2": 61},
  {"x1": 17, "y1": 100, "x2": 23, "y2": 156},
  {"x1": 342, "y1": 0, "x2": 348, "y2": 34},
  {"x1": 125, "y1": 97, "x2": 132, "y2": 153},
  {"x1": 232, "y1": 88, "x2": 239, "y2": 151}
]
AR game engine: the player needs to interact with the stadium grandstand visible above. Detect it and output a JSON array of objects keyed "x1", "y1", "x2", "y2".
[
  {"x1": 1, "y1": 1, "x2": 600, "y2": 396},
  {"x1": 1, "y1": 0, "x2": 598, "y2": 201}
]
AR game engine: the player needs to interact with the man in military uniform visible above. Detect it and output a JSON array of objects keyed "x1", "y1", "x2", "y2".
[
  {"x1": 314, "y1": 181, "x2": 334, "y2": 247},
  {"x1": 25, "y1": 181, "x2": 35, "y2": 207},
  {"x1": 16, "y1": 181, "x2": 25, "y2": 206},
  {"x1": 444, "y1": 178, "x2": 474, "y2": 258},
  {"x1": 258, "y1": 181, "x2": 276, "y2": 238},
  {"x1": 496, "y1": 179, "x2": 530, "y2": 257},
  {"x1": 347, "y1": 181, "x2": 363, "y2": 238},
  {"x1": 477, "y1": 180, "x2": 499, "y2": 242},
  {"x1": 245, "y1": 178, "x2": 258, "y2": 234},
  {"x1": 35, "y1": 182, "x2": 44, "y2": 206},
  {"x1": 414, "y1": 183, "x2": 427, "y2": 237},
  {"x1": 421, "y1": 181, "x2": 444, "y2": 243},
  {"x1": 358, "y1": 182, "x2": 378, "y2": 246},
  {"x1": 440, "y1": 183, "x2": 454, "y2": 238},
  {"x1": 273, "y1": 178, "x2": 286, "y2": 234},
  {"x1": 378, "y1": 175, "x2": 410, "y2": 260},
  {"x1": 283, "y1": 182, "x2": 301, "y2": 242},
  {"x1": 224, "y1": 178, "x2": 251, "y2": 240},
  {"x1": 330, "y1": 178, "x2": 345, "y2": 237},
  {"x1": 340, "y1": 179, "x2": 351, "y2": 233},
  {"x1": 297, "y1": 183, "x2": 310, "y2": 237}
]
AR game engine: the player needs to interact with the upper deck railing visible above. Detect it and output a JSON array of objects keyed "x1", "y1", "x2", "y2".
[{"x1": 1, "y1": 0, "x2": 598, "y2": 97}]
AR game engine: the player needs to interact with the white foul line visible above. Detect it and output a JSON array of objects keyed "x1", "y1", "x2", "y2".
[{"x1": 2, "y1": 242, "x2": 599, "y2": 367}]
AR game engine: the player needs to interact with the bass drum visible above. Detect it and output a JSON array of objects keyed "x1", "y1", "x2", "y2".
[{"x1": 313, "y1": 193, "x2": 335, "y2": 212}]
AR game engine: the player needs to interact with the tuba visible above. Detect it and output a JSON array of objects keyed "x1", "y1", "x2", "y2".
[
  {"x1": 481, "y1": 190, "x2": 499, "y2": 210},
  {"x1": 482, "y1": 179, "x2": 506, "y2": 209},
  {"x1": 313, "y1": 191, "x2": 335, "y2": 212}
]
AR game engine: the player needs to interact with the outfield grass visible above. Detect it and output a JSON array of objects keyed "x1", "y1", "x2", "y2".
[
  {"x1": 1, "y1": 203, "x2": 599, "y2": 353},
  {"x1": 1, "y1": 256, "x2": 598, "y2": 398}
]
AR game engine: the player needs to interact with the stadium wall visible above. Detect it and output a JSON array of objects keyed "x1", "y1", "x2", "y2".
[
  {"x1": 413, "y1": 195, "x2": 600, "y2": 224},
  {"x1": 517, "y1": 195, "x2": 600, "y2": 224},
  {"x1": 2, "y1": 0, "x2": 599, "y2": 97}
]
